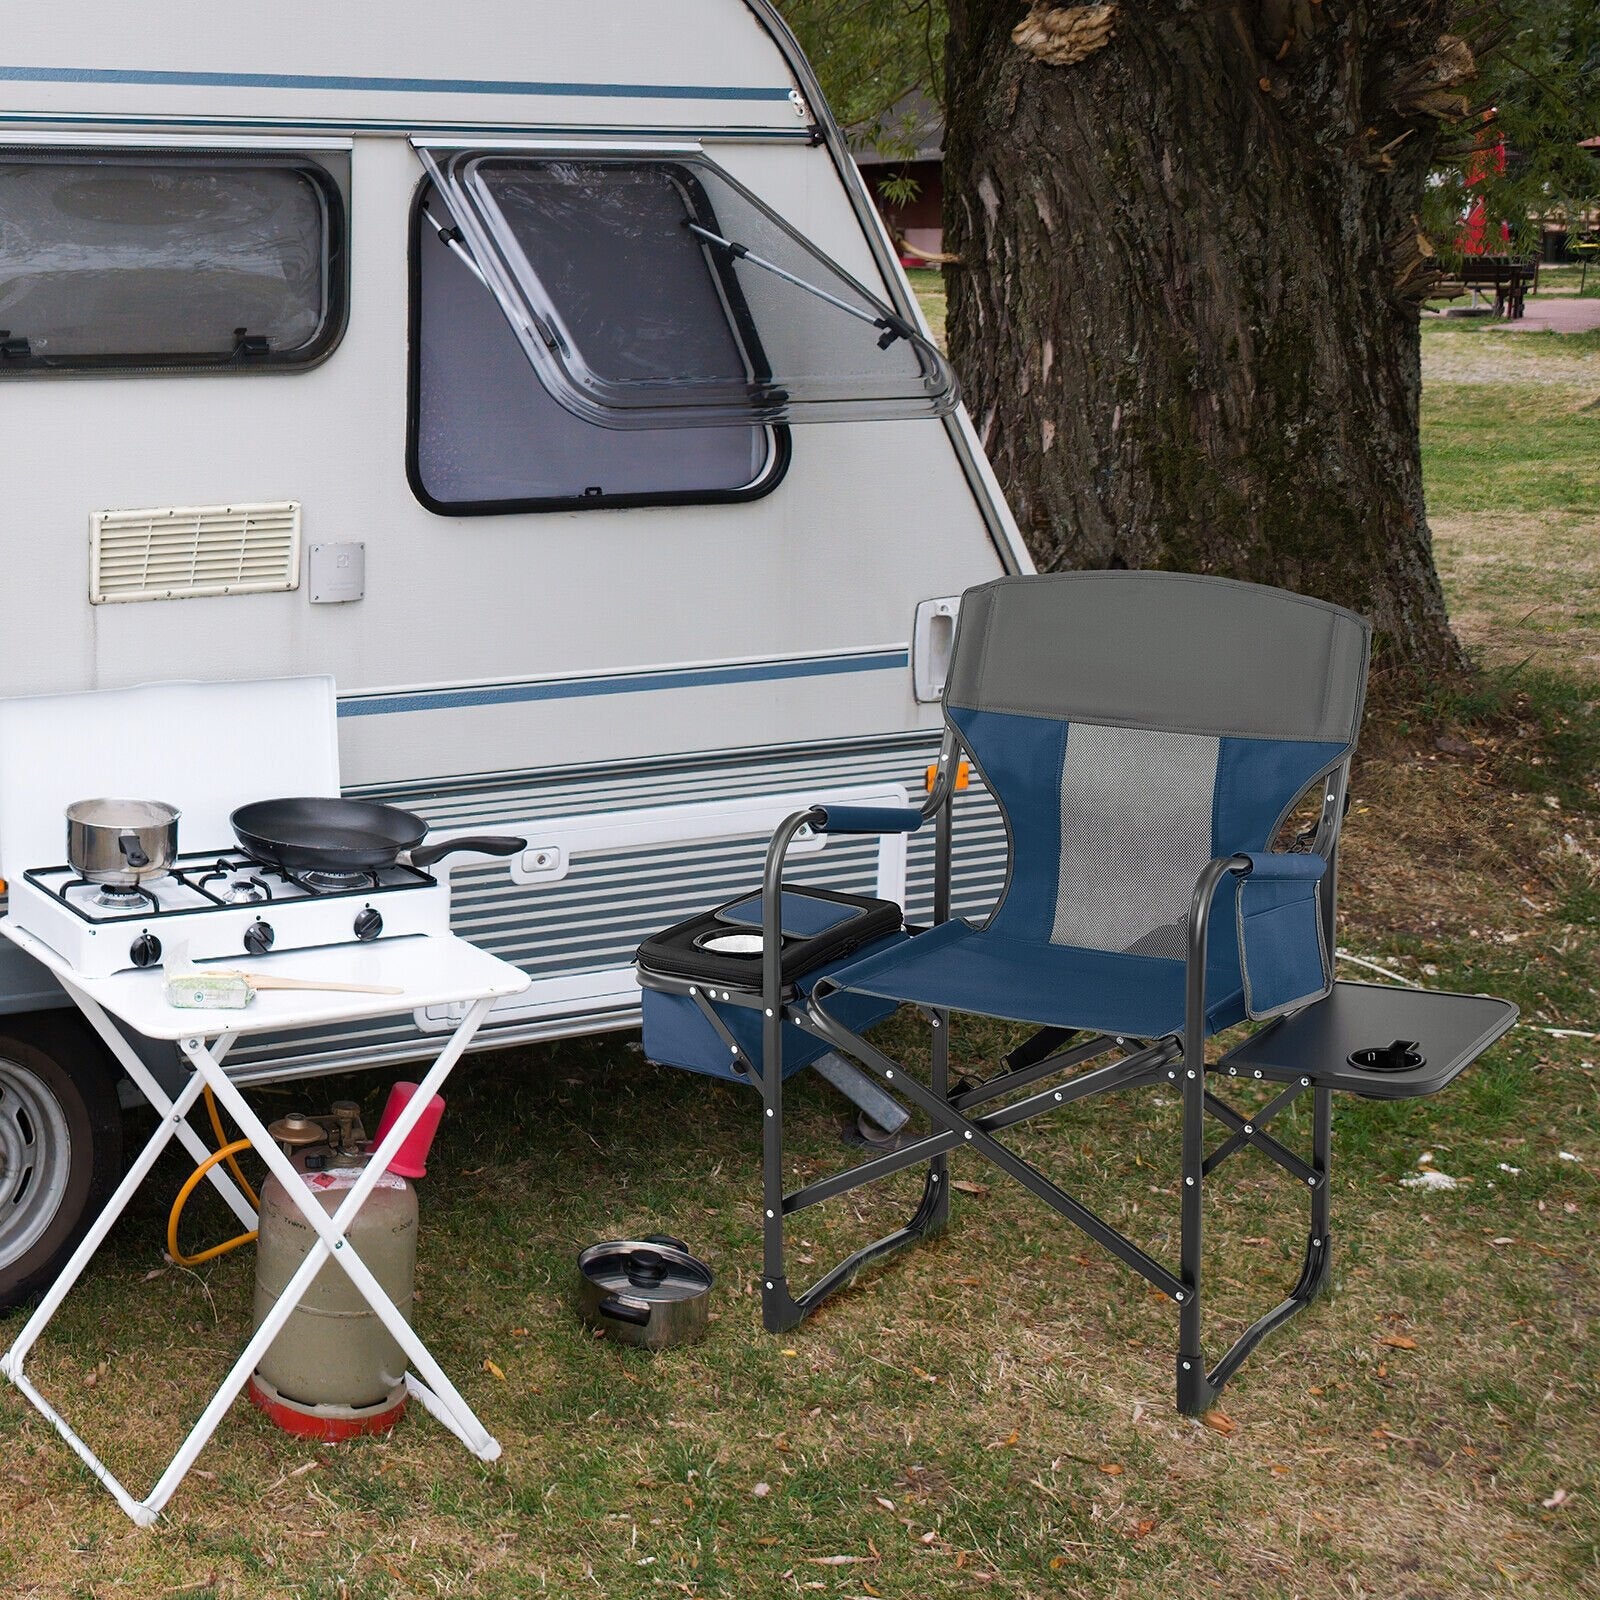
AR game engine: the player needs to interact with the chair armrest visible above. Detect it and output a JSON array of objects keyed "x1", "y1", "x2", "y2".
[
  {"x1": 1238, "y1": 851, "x2": 1327, "y2": 883},
  {"x1": 1180, "y1": 852, "x2": 1336, "y2": 1050},
  {"x1": 1181, "y1": 856, "x2": 1252, "y2": 1058},
  {"x1": 809, "y1": 804, "x2": 924, "y2": 835},
  {"x1": 758, "y1": 800, "x2": 919, "y2": 1013}
]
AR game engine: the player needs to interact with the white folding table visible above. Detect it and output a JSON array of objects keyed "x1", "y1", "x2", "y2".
[{"x1": 0, "y1": 925, "x2": 529, "y2": 1528}]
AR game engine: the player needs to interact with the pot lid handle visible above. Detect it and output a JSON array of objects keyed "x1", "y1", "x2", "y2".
[
  {"x1": 624, "y1": 1248, "x2": 668, "y2": 1288},
  {"x1": 642, "y1": 1233, "x2": 689, "y2": 1253}
]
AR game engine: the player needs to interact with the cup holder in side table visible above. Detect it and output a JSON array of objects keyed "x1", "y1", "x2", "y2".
[{"x1": 1217, "y1": 981, "x2": 1518, "y2": 1099}]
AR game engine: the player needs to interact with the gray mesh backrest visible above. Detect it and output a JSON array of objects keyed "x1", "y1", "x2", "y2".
[{"x1": 946, "y1": 572, "x2": 1370, "y2": 743}]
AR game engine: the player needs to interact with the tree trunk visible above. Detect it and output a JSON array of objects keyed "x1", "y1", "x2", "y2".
[{"x1": 943, "y1": 0, "x2": 1467, "y2": 674}]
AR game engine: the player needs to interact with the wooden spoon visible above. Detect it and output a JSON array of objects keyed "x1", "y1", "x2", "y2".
[{"x1": 211, "y1": 969, "x2": 405, "y2": 996}]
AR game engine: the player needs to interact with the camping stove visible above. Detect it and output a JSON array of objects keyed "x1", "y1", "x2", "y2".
[
  {"x1": 9, "y1": 851, "x2": 451, "y2": 979},
  {"x1": 0, "y1": 676, "x2": 454, "y2": 980}
]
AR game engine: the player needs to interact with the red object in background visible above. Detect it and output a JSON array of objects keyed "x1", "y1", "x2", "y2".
[
  {"x1": 371, "y1": 1080, "x2": 445, "y2": 1178},
  {"x1": 1459, "y1": 109, "x2": 1507, "y2": 256}
]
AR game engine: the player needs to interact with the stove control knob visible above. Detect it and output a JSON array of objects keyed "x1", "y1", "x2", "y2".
[
  {"x1": 244, "y1": 920, "x2": 276, "y2": 956},
  {"x1": 353, "y1": 907, "x2": 383, "y2": 942},
  {"x1": 129, "y1": 932, "x2": 162, "y2": 969}
]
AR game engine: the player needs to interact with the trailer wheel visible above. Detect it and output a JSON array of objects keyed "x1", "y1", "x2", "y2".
[{"x1": 0, "y1": 1014, "x2": 122, "y2": 1315}]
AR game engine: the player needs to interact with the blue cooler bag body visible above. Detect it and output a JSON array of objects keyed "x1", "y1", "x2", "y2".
[{"x1": 637, "y1": 888, "x2": 907, "y2": 1083}]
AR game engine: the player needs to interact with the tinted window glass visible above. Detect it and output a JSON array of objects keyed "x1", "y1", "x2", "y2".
[
  {"x1": 484, "y1": 163, "x2": 757, "y2": 388},
  {"x1": 409, "y1": 183, "x2": 783, "y2": 512},
  {"x1": 0, "y1": 153, "x2": 342, "y2": 370}
]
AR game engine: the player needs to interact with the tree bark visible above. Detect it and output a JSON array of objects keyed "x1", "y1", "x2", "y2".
[{"x1": 943, "y1": 0, "x2": 1467, "y2": 674}]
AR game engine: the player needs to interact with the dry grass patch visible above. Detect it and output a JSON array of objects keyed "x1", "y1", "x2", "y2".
[
  {"x1": 1421, "y1": 324, "x2": 1600, "y2": 388},
  {"x1": 1433, "y1": 511, "x2": 1600, "y2": 678}
]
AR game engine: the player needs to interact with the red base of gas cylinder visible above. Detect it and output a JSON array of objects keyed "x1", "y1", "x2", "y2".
[{"x1": 247, "y1": 1372, "x2": 407, "y2": 1441}]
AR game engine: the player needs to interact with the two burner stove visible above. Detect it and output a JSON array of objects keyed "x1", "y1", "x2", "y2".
[
  {"x1": 15, "y1": 849, "x2": 451, "y2": 978},
  {"x1": 50, "y1": 852, "x2": 429, "y2": 915}
]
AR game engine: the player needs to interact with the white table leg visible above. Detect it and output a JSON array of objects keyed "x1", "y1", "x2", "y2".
[
  {"x1": 0, "y1": 1071, "x2": 209, "y2": 1528},
  {"x1": 4, "y1": 992, "x2": 505, "y2": 1527},
  {"x1": 64, "y1": 984, "x2": 256, "y2": 1230},
  {"x1": 181, "y1": 1000, "x2": 502, "y2": 1469},
  {"x1": 2, "y1": 1072, "x2": 206, "y2": 1378}
]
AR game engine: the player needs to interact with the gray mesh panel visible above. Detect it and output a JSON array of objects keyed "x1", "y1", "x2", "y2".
[{"x1": 1052, "y1": 725, "x2": 1219, "y2": 952}]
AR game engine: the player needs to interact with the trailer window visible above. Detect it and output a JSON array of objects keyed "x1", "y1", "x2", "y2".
[
  {"x1": 415, "y1": 148, "x2": 956, "y2": 429},
  {"x1": 408, "y1": 183, "x2": 786, "y2": 513},
  {"x1": 0, "y1": 151, "x2": 345, "y2": 372}
]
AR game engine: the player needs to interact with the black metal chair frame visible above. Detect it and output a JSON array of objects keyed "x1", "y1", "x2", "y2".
[{"x1": 641, "y1": 732, "x2": 1351, "y2": 1416}]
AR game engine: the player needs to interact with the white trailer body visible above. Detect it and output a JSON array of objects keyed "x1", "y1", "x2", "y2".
[{"x1": 0, "y1": 2, "x2": 1025, "y2": 1301}]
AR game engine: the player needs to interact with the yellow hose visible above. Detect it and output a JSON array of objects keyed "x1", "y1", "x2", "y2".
[
  {"x1": 167, "y1": 1086, "x2": 262, "y2": 1267},
  {"x1": 203, "y1": 1085, "x2": 259, "y2": 1210}
]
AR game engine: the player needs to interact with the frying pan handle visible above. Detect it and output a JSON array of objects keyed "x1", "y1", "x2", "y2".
[{"x1": 409, "y1": 835, "x2": 527, "y2": 871}]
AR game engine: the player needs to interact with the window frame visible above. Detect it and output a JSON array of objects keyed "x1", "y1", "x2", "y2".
[
  {"x1": 404, "y1": 178, "x2": 791, "y2": 518},
  {"x1": 415, "y1": 142, "x2": 957, "y2": 430},
  {"x1": 0, "y1": 146, "x2": 349, "y2": 377}
]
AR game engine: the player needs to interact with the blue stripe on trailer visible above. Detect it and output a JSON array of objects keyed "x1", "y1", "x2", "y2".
[
  {"x1": 0, "y1": 113, "x2": 812, "y2": 138},
  {"x1": 0, "y1": 64, "x2": 795, "y2": 101},
  {"x1": 338, "y1": 651, "x2": 911, "y2": 718}
]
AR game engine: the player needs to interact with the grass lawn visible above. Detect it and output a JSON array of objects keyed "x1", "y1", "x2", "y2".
[
  {"x1": 906, "y1": 266, "x2": 946, "y2": 347},
  {"x1": 2, "y1": 306, "x2": 1598, "y2": 1599}
]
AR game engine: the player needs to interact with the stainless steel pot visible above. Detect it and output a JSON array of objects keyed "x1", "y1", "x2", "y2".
[
  {"x1": 576, "y1": 1236, "x2": 712, "y2": 1350},
  {"x1": 65, "y1": 798, "x2": 181, "y2": 886}
]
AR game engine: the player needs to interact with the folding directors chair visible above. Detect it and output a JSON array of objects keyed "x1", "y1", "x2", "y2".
[{"x1": 637, "y1": 571, "x2": 1516, "y2": 1414}]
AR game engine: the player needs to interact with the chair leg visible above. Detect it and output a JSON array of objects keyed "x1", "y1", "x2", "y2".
[
  {"x1": 761, "y1": 1006, "x2": 948, "y2": 1334},
  {"x1": 925, "y1": 1008, "x2": 952, "y2": 1234},
  {"x1": 760, "y1": 1001, "x2": 799, "y2": 1330},
  {"x1": 1176, "y1": 1052, "x2": 1216, "y2": 1415},
  {"x1": 1179, "y1": 1083, "x2": 1335, "y2": 1413}
]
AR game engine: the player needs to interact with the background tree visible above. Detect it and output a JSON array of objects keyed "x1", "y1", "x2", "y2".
[
  {"x1": 776, "y1": 0, "x2": 1598, "y2": 676},
  {"x1": 1422, "y1": 6, "x2": 1599, "y2": 258}
]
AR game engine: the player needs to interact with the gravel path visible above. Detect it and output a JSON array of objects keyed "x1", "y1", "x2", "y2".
[{"x1": 1509, "y1": 296, "x2": 1600, "y2": 335}]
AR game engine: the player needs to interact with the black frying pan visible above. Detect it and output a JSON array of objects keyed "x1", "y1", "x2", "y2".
[{"x1": 231, "y1": 797, "x2": 524, "y2": 875}]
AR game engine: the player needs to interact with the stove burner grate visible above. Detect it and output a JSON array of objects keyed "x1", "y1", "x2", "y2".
[
  {"x1": 295, "y1": 867, "x2": 380, "y2": 893},
  {"x1": 195, "y1": 861, "x2": 274, "y2": 905},
  {"x1": 24, "y1": 851, "x2": 437, "y2": 926},
  {"x1": 87, "y1": 881, "x2": 161, "y2": 912}
]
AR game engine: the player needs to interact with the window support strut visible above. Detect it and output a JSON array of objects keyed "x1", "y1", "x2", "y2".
[
  {"x1": 422, "y1": 202, "x2": 492, "y2": 292},
  {"x1": 685, "y1": 222, "x2": 913, "y2": 348},
  {"x1": 422, "y1": 199, "x2": 556, "y2": 346}
]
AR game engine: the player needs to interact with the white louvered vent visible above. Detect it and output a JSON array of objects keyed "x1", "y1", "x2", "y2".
[{"x1": 90, "y1": 501, "x2": 302, "y2": 604}]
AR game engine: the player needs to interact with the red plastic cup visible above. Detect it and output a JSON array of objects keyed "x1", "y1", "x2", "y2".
[{"x1": 371, "y1": 1081, "x2": 445, "y2": 1179}]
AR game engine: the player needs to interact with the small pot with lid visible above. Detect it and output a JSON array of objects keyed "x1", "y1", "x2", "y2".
[
  {"x1": 66, "y1": 798, "x2": 181, "y2": 887},
  {"x1": 576, "y1": 1236, "x2": 713, "y2": 1350}
]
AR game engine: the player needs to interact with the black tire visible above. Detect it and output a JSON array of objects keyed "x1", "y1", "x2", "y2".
[{"x1": 0, "y1": 1011, "x2": 123, "y2": 1314}]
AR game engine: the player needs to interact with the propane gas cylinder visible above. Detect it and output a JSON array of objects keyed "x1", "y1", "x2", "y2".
[{"x1": 248, "y1": 1147, "x2": 417, "y2": 1437}]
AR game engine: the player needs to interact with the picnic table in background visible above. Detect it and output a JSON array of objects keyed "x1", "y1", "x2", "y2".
[{"x1": 1454, "y1": 255, "x2": 1539, "y2": 319}]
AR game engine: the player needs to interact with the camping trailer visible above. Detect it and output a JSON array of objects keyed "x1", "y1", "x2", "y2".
[{"x1": 0, "y1": 1, "x2": 1025, "y2": 1307}]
